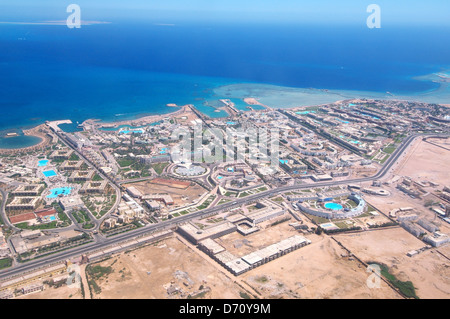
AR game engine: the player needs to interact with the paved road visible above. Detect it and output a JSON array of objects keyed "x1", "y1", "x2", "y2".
[
  {"x1": 0, "y1": 188, "x2": 19, "y2": 231},
  {"x1": 0, "y1": 132, "x2": 447, "y2": 280}
]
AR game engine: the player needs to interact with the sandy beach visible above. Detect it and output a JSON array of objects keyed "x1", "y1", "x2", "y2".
[
  {"x1": 0, "y1": 124, "x2": 51, "y2": 154},
  {"x1": 92, "y1": 104, "x2": 187, "y2": 128}
]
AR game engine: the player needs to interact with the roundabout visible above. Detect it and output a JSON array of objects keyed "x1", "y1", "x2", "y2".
[{"x1": 173, "y1": 163, "x2": 209, "y2": 177}]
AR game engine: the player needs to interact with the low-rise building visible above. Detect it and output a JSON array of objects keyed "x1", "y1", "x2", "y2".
[
  {"x1": 79, "y1": 181, "x2": 108, "y2": 194},
  {"x1": 22, "y1": 283, "x2": 44, "y2": 295},
  {"x1": 177, "y1": 222, "x2": 237, "y2": 245},
  {"x1": 49, "y1": 149, "x2": 74, "y2": 160},
  {"x1": 103, "y1": 218, "x2": 116, "y2": 228},
  {"x1": 198, "y1": 238, "x2": 226, "y2": 256},
  {"x1": 6, "y1": 197, "x2": 41, "y2": 211},
  {"x1": 68, "y1": 170, "x2": 95, "y2": 182},
  {"x1": 423, "y1": 232, "x2": 450, "y2": 247},
  {"x1": 60, "y1": 160, "x2": 84, "y2": 171},
  {"x1": 12, "y1": 184, "x2": 44, "y2": 197},
  {"x1": 145, "y1": 200, "x2": 161, "y2": 211}
]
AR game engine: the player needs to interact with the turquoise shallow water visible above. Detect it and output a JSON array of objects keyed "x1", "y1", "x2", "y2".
[
  {"x1": 0, "y1": 135, "x2": 42, "y2": 149},
  {"x1": 0, "y1": 24, "x2": 448, "y2": 149}
]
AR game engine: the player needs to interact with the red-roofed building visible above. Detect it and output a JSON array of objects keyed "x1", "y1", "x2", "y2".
[
  {"x1": 35, "y1": 208, "x2": 57, "y2": 218},
  {"x1": 9, "y1": 213, "x2": 36, "y2": 224}
]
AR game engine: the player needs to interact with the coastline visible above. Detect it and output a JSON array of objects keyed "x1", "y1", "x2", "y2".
[
  {"x1": 91, "y1": 104, "x2": 187, "y2": 129},
  {"x1": 1, "y1": 69, "x2": 449, "y2": 151},
  {"x1": 0, "y1": 124, "x2": 51, "y2": 154},
  {"x1": 0, "y1": 94, "x2": 423, "y2": 153}
]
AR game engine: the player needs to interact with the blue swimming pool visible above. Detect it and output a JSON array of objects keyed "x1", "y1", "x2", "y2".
[
  {"x1": 43, "y1": 170, "x2": 57, "y2": 177},
  {"x1": 325, "y1": 202, "x2": 343, "y2": 210},
  {"x1": 47, "y1": 187, "x2": 72, "y2": 198},
  {"x1": 38, "y1": 159, "x2": 49, "y2": 167},
  {"x1": 121, "y1": 129, "x2": 144, "y2": 134},
  {"x1": 295, "y1": 111, "x2": 316, "y2": 115}
]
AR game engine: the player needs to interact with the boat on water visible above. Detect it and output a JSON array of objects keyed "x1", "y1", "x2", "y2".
[{"x1": 5, "y1": 132, "x2": 19, "y2": 138}]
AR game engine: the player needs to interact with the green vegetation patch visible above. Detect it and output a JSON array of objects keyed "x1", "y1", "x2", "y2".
[
  {"x1": 151, "y1": 162, "x2": 169, "y2": 175},
  {"x1": 92, "y1": 174, "x2": 104, "y2": 181},
  {"x1": 87, "y1": 264, "x2": 113, "y2": 281},
  {"x1": 239, "y1": 291, "x2": 251, "y2": 299},
  {"x1": 334, "y1": 221, "x2": 350, "y2": 229},
  {"x1": 16, "y1": 221, "x2": 59, "y2": 230},
  {"x1": 376, "y1": 263, "x2": 419, "y2": 299},
  {"x1": 0, "y1": 257, "x2": 13, "y2": 270},
  {"x1": 117, "y1": 158, "x2": 136, "y2": 168},
  {"x1": 383, "y1": 145, "x2": 396, "y2": 154}
]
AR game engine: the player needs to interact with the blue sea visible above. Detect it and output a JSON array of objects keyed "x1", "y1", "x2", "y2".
[{"x1": 0, "y1": 22, "x2": 449, "y2": 147}]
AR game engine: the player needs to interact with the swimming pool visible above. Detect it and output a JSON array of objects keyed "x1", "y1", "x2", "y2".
[
  {"x1": 47, "y1": 187, "x2": 72, "y2": 198},
  {"x1": 43, "y1": 170, "x2": 57, "y2": 177},
  {"x1": 121, "y1": 129, "x2": 144, "y2": 134},
  {"x1": 325, "y1": 202, "x2": 343, "y2": 210},
  {"x1": 217, "y1": 175, "x2": 223, "y2": 180},
  {"x1": 295, "y1": 111, "x2": 316, "y2": 115},
  {"x1": 38, "y1": 159, "x2": 49, "y2": 167}
]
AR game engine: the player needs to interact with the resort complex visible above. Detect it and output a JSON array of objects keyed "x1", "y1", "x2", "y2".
[
  {"x1": 0, "y1": 97, "x2": 448, "y2": 300},
  {"x1": 0, "y1": 0, "x2": 449, "y2": 301}
]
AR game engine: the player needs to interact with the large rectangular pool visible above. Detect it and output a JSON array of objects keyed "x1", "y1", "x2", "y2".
[
  {"x1": 43, "y1": 170, "x2": 57, "y2": 177},
  {"x1": 38, "y1": 159, "x2": 49, "y2": 167}
]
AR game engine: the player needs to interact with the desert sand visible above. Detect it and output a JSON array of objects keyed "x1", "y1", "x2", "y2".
[{"x1": 335, "y1": 228, "x2": 450, "y2": 299}]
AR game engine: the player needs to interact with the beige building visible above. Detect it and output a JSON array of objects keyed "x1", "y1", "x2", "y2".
[
  {"x1": 6, "y1": 197, "x2": 41, "y2": 211},
  {"x1": 12, "y1": 184, "x2": 44, "y2": 197},
  {"x1": 22, "y1": 283, "x2": 44, "y2": 295},
  {"x1": 60, "y1": 160, "x2": 84, "y2": 171},
  {"x1": 49, "y1": 149, "x2": 74, "y2": 160},
  {"x1": 79, "y1": 181, "x2": 108, "y2": 194},
  {"x1": 68, "y1": 170, "x2": 95, "y2": 182},
  {"x1": 103, "y1": 218, "x2": 116, "y2": 228}
]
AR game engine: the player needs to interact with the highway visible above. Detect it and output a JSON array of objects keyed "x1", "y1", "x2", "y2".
[{"x1": 0, "y1": 132, "x2": 447, "y2": 281}]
